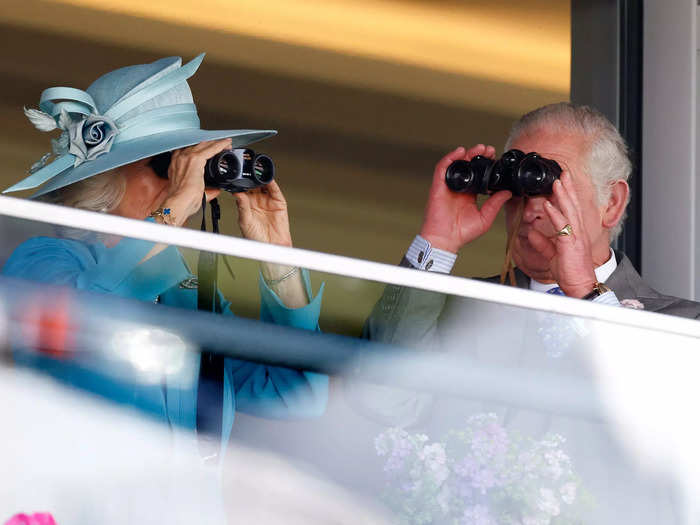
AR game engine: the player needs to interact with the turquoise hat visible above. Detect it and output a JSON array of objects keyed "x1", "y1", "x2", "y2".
[{"x1": 4, "y1": 53, "x2": 276, "y2": 197}]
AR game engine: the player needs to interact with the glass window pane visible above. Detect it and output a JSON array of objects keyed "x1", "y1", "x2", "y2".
[{"x1": 2, "y1": 210, "x2": 699, "y2": 524}]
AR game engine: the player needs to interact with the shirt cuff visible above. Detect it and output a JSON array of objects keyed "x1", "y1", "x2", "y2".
[
  {"x1": 591, "y1": 290, "x2": 620, "y2": 307},
  {"x1": 405, "y1": 235, "x2": 457, "y2": 274}
]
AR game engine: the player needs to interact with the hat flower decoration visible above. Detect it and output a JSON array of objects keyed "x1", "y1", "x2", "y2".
[
  {"x1": 6, "y1": 53, "x2": 275, "y2": 198},
  {"x1": 24, "y1": 104, "x2": 118, "y2": 171}
]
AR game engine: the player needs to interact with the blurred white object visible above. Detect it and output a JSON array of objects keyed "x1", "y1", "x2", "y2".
[{"x1": 0, "y1": 366, "x2": 388, "y2": 525}]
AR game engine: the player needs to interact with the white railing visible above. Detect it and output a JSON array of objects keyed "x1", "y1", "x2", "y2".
[{"x1": 1, "y1": 195, "x2": 698, "y2": 339}]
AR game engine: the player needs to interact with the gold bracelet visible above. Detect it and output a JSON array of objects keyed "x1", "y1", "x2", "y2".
[
  {"x1": 149, "y1": 207, "x2": 175, "y2": 225},
  {"x1": 264, "y1": 266, "x2": 299, "y2": 286}
]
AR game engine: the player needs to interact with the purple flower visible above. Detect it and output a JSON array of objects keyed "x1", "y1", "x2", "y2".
[
  {"x1": 560, "y1": 482, "x2": 577, "y2": 505},
  {"x1": 420, "y1": 443, "x2": 449, "y2": 484},
  {"x1": 470, "y1": 421, "x2": 509, "y2": 461},
  {"x1": 436, "y1": 485, "x2": 451, "y2": 514},
  {"x1": 536, "y1": 488, "x2": 561, "y2": 517},
  {"x1": 453, "y1": 475, "x2": 475, "y2": 500},
  {"x1": 522, "y1": 516, "x2": 550, "y2": 525},
  {"x1": 374, "y1": 417, "x2": 585, "y2": 525},
  {"x1": 542, "y1": 448, "x2": 571, "y2": 480},
  {"x1": 470, "y1": 467, "x2": 498, "y2": 494},
  {"x1": 375, "y1": 428, "x2": 414, "y2": 474},
  {"x1": 461, "y1": 504, "x2": 497, "y2": 525},
  {"x1": 454, "y1": 456, "x2": 499, "y2": 495}
]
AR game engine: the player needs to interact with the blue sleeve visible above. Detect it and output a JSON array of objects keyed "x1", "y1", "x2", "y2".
[
  {"x1": 224, "y1": 359, "x2": 328, "y2": 419},
  {"x1": 2, "y1": 236, "x2": 89, "y2": 285},
  {"x1": 2, "y1": 220, "x2": 189, "y2": 303},
  {"x1": 221, "y1": 269, "x2": 328, "y2": 419},
  {"x1": 258, "y1": 268, "x2": 324, "y2": 331},
  {"x1": 2, "y1": 232, "x2": 182, "y2": 425}
]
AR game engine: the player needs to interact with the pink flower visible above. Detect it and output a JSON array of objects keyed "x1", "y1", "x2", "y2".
[
  {"x1": 4, "y1": 513, "x2": 56, "y2": 525},
  {"x1": 620, "y1": 298, "x2": 644, "y2": 310}
]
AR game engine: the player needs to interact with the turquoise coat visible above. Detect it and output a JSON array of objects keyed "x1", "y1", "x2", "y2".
[{"x1": 3, "y1": 224, "x2": 328, "y2": 451}]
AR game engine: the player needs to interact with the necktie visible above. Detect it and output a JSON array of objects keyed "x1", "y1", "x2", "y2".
[
  {"x1": 539, "y1": 286, "x2": 576, "y2": 357},
  {"x1": 546, "y1": 286, "x2": 565, "y2": 296}
]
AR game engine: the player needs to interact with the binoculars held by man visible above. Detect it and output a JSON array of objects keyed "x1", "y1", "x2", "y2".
[
  {"x1": 445, "y1": 149, "x2": 562, "y2": 196},
  {"x1": 150, "y1": 149, "x2": 275, "y2": 193}
]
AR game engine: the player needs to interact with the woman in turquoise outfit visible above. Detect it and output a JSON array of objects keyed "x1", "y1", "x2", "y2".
[{"x1": 2, "y1": 53, "x2": 327, "y2": 457}]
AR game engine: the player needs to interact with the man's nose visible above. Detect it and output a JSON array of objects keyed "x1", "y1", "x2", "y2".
[{"x1": 521, "y1": 196, "x2": 548, "y2": 223}]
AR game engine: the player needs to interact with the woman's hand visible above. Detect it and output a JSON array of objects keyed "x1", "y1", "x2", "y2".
[
  {"x1": 161, "y1": 139, "x2": 231, "y2": 226},
  {"x1": 235, "y1": 181, "x2": 310, "y2": 308},
  {"x1": 234, "y1": 180, "x2": 292, "y2": 246}
]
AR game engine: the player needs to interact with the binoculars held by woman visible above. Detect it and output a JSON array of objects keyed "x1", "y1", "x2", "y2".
[
  {"x1": 445, "y1": 149, "x2": 561, "y2": 196},
  {"x1": 150, "y1": 148, "x2": 275, "y2": 193}
]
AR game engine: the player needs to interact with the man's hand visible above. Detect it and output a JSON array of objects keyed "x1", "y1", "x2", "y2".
[
  {"x1": 527, "y1": 171, "x2": 598, "y2": 298},
  {"x1": 420, "y1": 145, "x2": 512, "y2": 253}
]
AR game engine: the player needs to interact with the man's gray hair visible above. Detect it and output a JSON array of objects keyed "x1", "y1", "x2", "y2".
[
  {"x1": 38, "y1": 170, "x2": 126, "y2": 239},
  {"x1": 504, "y1": 102, "x2": 632, "y2": 240}
]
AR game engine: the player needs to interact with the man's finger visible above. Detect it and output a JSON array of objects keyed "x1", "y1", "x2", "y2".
[
  {"x1": 559, "y1": 171, "x2": 585, "y2": 224},
  {"x1": 528, "y1": 229, "x2": 556, "y2": 260},
  {"x1": 464, "y1": 144, "x2": 487, "y2": 161},
  {"x1": 482, "y1": 145, "x2": 497, "y2": 160},
  {"x1": 433, "y1": 147, "x2": 469, "y2": 183},
  {"x1": 479, "y1": 190, "x2": 512, "y2": 227},
  {"x1": 551, "y1": 177, "x2": 580, "y2": 231},
  {"x1": 543, "y1": 199, "x2": 570, "y2": 233}
]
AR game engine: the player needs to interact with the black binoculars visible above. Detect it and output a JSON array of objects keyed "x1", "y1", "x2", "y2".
[
  {"x1": 149, "y1": 148, "x2": 275, "y2": 193},
  {"x1": 445, "y1": 149, "x2": 561, "y2": 196}
]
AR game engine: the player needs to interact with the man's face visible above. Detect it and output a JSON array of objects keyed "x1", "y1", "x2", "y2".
[{"x1": 505, "y1": 127, "x2": 608, "y2": 282}]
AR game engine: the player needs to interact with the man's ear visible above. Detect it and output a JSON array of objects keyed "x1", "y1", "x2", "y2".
[{"x1": 601, "y1": 180, "x2": 629, "y2": 230}]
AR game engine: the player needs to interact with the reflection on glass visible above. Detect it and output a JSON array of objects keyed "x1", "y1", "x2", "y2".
[
  {"x1": 110, "y1": 327, "x2": 190, "y2": 381},
  {"x1": 0, "y1": 211, "x2": 328, "y2": 484},
  {"x1": 1, "y1": 212, "x2": 700, "y2": 524}
]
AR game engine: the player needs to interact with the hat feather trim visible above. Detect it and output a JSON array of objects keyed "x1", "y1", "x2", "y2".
[{"x1": 23, "y1": 107, "x2": 58, "y2": 132}]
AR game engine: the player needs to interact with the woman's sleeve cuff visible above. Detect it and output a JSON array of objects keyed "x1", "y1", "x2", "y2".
[{"x1": 258, "y1": 269, "x2": 324, "y2": 331}]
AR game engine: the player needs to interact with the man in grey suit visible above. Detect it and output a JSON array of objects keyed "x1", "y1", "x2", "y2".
[
  {"x1": 350, "y1": 103, "x2": 700, "y2": 524},
  {"x1": 359, "y1": 103, "x2": 700, "y2": 421},
  {"x1": 358, "y1": 101, "x2": 700, "y2": 426},
  {"x1": 367, "y1": 103, "x2": 699, "y2": 346}
]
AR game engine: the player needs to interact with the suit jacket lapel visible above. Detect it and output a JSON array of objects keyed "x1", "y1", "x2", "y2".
[
  {"x1": 506, "y1": 251, "x2": 677, "y2": 312},
  {"x1": 605, "y1": 250, "x2": 677, "y2": 311},
  {"x1": 513, "y1": 267, "x2": 531, "y2": 289}
]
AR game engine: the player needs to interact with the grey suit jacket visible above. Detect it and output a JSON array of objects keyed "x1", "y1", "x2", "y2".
[
  {"x1": 365, "y1": 249, "x2": 700, "y2": 350},
  {"x1": 354, "y1": 248, "x2": 700, "y2": 425},
  {"x1": 346, "y1": 249, "x2": 696, "y2": 523}
]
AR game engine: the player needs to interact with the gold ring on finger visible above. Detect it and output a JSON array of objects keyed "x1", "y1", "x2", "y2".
[{"x1": 556, "y1": 224, "x2": 574, "y2": 237}]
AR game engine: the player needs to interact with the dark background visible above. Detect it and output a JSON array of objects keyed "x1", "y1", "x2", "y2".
[{"x1": 0, "y1": 0, "x2": 571, "y2": 334}]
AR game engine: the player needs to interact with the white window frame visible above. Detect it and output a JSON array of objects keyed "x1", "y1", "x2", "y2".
[{"x1": 0, "y1": 195, "x2": 698, "y2": 339}]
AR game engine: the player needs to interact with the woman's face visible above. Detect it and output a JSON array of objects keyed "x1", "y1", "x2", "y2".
[{"x1": 111, "y1": 158, "x2": 169, "y2": 220}]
